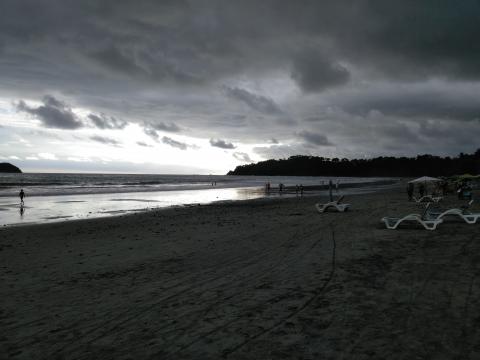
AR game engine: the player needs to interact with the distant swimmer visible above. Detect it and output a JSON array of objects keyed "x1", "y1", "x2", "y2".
[{"x1": 19, "y1": 189, "x2": 25, "y2": 205}]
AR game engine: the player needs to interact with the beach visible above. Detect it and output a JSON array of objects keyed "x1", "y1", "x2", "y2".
[
  {"x1": 0, "y1": 173, "x2": 392, "y2": 227},
  {"x1": 1, "y1": 184, "x2": 480, "y2": 359}
]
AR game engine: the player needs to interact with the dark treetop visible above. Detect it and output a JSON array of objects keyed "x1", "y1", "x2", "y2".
[
  {"x1": 0, "y1": 163, "x2": 22, "y2": 173},
  {"x1": 228, "y1": 149, "x2": 480, "y2": 177}
]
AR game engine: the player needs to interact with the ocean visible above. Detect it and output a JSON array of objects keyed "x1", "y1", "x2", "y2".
[{"x1": 0, "y1": 173, "x2": 393, "y2": 226}]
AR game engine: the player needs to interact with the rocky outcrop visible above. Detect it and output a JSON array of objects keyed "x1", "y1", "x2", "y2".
[{"x1": 0, "y1": 163, "x2": 22, "y2": 173}]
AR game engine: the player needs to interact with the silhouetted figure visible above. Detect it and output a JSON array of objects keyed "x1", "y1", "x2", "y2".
[
  {"x1": 441, "y1": 181, "x2": 448, "y2": 195},
  {"x1": 19, "y1": 189, "x2": 25, "y2": 205},
  {"x1": 418, "y1": 183, "x2": 425, "y2": 198},
  {"x1": 407, "y1": 183, "x2": 414, "y2": 201},
  {"x1": 295, "y1": 184, "x2": 299, "y2": 196},
  {"x1": 265, "y1": 182, "x2": 271, "y2": 193},
  {"x1": 458, "y1": 183, "x2": 473, "y2": 200},
  {"x1": 279, "y1": 183, "x2": 284, "y2": 193},
  {"x1": 329, "y1": 180, "x2": 333, "y2": 201},
  {"x1": 300, "y1": 184, "x2": 304, "y2": 197}
]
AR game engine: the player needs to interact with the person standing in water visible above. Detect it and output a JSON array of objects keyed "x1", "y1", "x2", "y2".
[{"x1": 19, "y1": 189, "x2": 25, "y2": 205}]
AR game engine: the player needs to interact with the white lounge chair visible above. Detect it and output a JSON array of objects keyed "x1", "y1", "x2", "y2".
[
  {"x1": 382, "y1": 203, "x2": 443, "y2": 230},
  {"x1": 315, "y1": 196, "x2": 350, "y2": 213},
  {"x1": 381, "y1": 214, "x2": 443, "y2": 230},
  {"x1": 426, "y1": 200, "x2": 480, "y2": 224},
  {"x1": 413, "y1": 195, "x2": 443, "y2": 203},
  {"x1": 425, "y1": 209, "x2": 480, "y2": 224}
]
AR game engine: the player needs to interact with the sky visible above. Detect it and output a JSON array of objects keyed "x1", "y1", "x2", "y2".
[{"x1": 1, "y1": 0, "x2": 479, "y2": 174}]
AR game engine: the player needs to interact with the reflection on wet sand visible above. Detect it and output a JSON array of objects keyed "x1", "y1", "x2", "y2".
[
  {"x1": 0, "y1": 187, "x2": 265, "y2": 227},
  {"x1": 0, "y1": 183, "x2": 396, "y2": 227}
]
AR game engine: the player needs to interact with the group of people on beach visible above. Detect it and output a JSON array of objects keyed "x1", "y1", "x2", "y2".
[
  {"x1": 264, "y1": 180, "x2": 343, "y2": 197},
  {"x1": 406, "y1": 180, "x2": 450, "y2": 201},
  {"x1": 264, "y1": 182, "x2": 304, "y2": 196},
  {"x1": 406, "y1": 183, "x2": 421, "y2": 201}
]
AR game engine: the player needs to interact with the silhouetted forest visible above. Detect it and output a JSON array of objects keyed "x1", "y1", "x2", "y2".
[
  {"x1": 0, "y1": 163, "x2": 22, "y2": 173},
  {"x1": 228, "y1": 149, "x2": 480, "y2": 177}
]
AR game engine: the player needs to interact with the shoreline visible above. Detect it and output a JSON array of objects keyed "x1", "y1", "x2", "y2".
[
  {"x1": 1, "y1": 184, "x2": 479, "y2": 358},
  {"x1": 0, "y1": 179, "x2": 398, "y2": 227},
  {"x1": 0, "y1": 176, "x2": 396, "y2": 198}
]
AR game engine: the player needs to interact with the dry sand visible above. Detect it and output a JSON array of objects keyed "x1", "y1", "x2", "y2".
[{"x1": 1, "y1": 185, "x2": 480, "y2": 359}]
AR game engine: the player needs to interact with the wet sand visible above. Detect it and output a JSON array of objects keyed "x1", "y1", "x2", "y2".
[
  {"x1": 0, "y1": 180, "x2": 395, "y2": 227},
  {"x1": 1, "y1": 185, "x2": 480, "y2": 359}
]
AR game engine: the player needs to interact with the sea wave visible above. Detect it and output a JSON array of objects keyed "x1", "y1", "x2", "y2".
[{"x1": 0, "y1": 173, "x2": 392, "y2": 197}]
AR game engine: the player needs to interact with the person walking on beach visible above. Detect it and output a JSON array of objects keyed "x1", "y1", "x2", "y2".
[
  {"x1": 407, "y1": 183, "x2": 414, "y2": 201},
  {"x1": 300, "y1": 184, "x2": 304, "y2": 197},
  {"x1": 19, "y1": 189, "x2": 25, "y2": 205}
]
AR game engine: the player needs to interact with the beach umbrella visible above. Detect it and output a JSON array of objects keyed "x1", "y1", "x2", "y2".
[
  {"x1": 408, "y1": 176, "x2": 442, "y2": 183},
  {"x1": 409, "y1": 176, "x2": 442, "y2": 195}
]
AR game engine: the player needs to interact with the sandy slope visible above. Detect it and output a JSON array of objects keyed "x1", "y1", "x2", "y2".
[{"x1": 1, "y1": 187, "x2": 480, "y2": 359}]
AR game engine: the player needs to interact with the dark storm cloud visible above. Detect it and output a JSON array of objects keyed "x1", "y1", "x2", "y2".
[
  {"x1": 223, "y1": 86, "x2": 296, "y2": 126},
  {"x1": 144, "y1": 128, "x2": 159, "y2": 141},
  {"x1": 223, "y1": 87, "x2": 282, "y2": 115},
  {"x1": 381, "y1": 123, "x2": 420, "y2": 143},
  {"x1": 90, "y1": 135, "x2": 121, "y2": 146},
  {"x1": 136, "y1": 141, "x2": 153, "y2": 147},
  {"x1": 142, "y1": 121, "x2": 182, "y2": 142},
  {"x1": 416, "y1": 119, "x2": 480, "y2": 154},
  {"x1": 210, "y1": 138, "x2": 236, "y2": 149},
  {"x1": 3, "y1": 1, "x2": 480, "y2": 159},
  {"x1": 144, "y1": 121, "x2": 181, "y2": 133},
  {"x1": 291, "y1": 50, "x2": 350, "y2": 92},
  {"x1": 89, "y1": 46, "x2": 145, "y2": 77},
  {"x1": 233, "y1": 152, "x2": 252, "y2": 163},
  {"x1": 16, "y1": 95, "x2": 84, "y2": 129},
  {"x1": 332, "y1": 84, "x2": 480, "y2": 121},
  {"x1": 345, "y1": 1, "x2": 480, "y2": 80},
  {"x1": 16, "y1": 95, "x2": 129, "y2": 131},
  {"x1": 162, "y1": 136, "x2": 188, "y2": 150},
  {"x1": 253, "y1": 144, "x2": 313, "y2": 160},
  {"x1": 88, "y1": 113, "x2": 127, "y2": 129},
  {"x1": 2, "y1": 1, "x2": 480, "y2": 87},
  {"x1": 297, "y1": 130, "x2": 334, "y2": 146},
  {"x1": 88, "y1": 44, "x2": 203, "y2": 84},
  {"x1": 143, "y1": 124, "x2": 183, "y2": 148}
]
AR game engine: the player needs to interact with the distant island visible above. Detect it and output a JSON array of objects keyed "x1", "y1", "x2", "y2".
[
  {"x1": 228, "y1": 149, "x2": 480, "y2": 177},
  {"x1": 0, "y1": 163, "x2": 22, "y2": 173}
]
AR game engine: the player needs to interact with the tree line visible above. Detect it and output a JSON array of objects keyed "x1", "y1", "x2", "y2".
[{"x1": 227, "y1": 149, "x2": 480, "y2": 177}]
